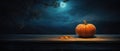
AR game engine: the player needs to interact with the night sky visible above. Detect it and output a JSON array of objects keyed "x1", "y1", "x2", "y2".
[{"x1": 0, "y1": 0, "x2": 120, "y2": 34}]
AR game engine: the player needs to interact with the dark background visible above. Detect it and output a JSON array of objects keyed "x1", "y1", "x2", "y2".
[{"x1": 0, "y1": 0, "x2": 120, "y2": 34}]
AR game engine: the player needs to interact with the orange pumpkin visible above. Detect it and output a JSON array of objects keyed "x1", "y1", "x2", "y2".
[{"x1": 75, "y1": 20, "x2": 96, "y2": 38}]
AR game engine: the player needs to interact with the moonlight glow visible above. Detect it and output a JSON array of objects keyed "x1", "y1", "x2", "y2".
[{"x1": 60, "y1": 2, "x2": 66, "y2": 8}]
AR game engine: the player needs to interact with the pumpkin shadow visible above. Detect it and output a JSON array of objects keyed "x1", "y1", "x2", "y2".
[{"x1": 77, "y1": 36, "x2": 96, "y2": 38}]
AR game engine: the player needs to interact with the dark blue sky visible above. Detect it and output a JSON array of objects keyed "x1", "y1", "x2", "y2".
[{"x1": 0, "y1": 0, "x2": 120, "y2": 34}]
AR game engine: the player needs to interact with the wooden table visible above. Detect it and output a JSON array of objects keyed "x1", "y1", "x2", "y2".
[
  {"x1": 1, "y1": 34, "x2": 120, "y2": 41},
  {"x1": 0, "y1": 34, "x2": 120, "y2": 51}
]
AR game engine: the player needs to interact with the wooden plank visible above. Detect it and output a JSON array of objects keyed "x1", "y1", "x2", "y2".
[{"x1": 1, "y1": 34, "x2": 120, "y2": 42}]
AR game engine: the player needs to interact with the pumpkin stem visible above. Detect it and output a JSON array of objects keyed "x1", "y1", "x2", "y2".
[{"x1": 83, "y1": 20, "x2": 87, "y2": 25}]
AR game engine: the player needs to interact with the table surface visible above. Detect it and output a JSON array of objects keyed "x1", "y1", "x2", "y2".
[
  {"x1": 1, "y1": 34, "x2": 120, "y2": 51},
  {"x1": 1, "y1": 34, "x2": 120, "y2": 42}
]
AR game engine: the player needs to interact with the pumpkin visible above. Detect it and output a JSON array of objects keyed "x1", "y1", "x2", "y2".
[{"x1": 75, "y1": 20, "x2": 96, "y2": 38}]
